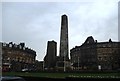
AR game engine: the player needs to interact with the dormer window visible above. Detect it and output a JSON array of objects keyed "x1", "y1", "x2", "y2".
[
  {"x1": 3, "y1": 43, "x2": 6, "y2": 46},
  {"x1": 9, "y1": 44, "x2": 12, "y2": 47},
  {"x1": 19, "y1": 45, "x2": 22, "y2": 49},
  {"x1": 23, "y1": 47, "x2": 25, "y2": 50}
]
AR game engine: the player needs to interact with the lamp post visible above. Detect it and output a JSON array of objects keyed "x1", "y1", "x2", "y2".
[
  {"x1": 78, "y1": 56, "x2": 79, "y2": 70},
  {"x1": 43, "y1": 61, "x2": 44, "y2": 71}
]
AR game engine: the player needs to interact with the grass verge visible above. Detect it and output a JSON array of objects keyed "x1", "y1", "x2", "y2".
[{"x1": 2, "y1": 72, "x2": 120, "y2": 79}]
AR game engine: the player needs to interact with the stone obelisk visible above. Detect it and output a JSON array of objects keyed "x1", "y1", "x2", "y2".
[{"x1": 59, "y1": 14, "x2": 69, "y2": 61}]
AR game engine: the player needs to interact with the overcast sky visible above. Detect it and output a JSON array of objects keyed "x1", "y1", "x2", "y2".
[{"x1": 1, "y1": 0, "x2": 119, "y2": 61}]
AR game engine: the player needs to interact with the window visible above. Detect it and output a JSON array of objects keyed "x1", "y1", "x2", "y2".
[
  {"x1": 23, "y1": 47, "x2": 25, "y2": 50},
  {"x1": 14, "y1": 44, "x2": 18, "y2": 48},
  {"x1": 104, "y1": 56, "x2": 107, "y2": 61},
  {"x1": 19, "y1": 45, "x2": 22, "y2": 49},
  {"x1": 9, "y1": 44, "x2": 12, "y2": 47},
  {"x1": 7, "y1": 57, "x2": 10, "y2": 60},
  {"x1": 87, "y1": 41, "x2": 89, "y2": 43},
  {"x1": 3, "y1": 43, "x2": 6, "y2": 46},
  {"x1": 98, "y1": 57, "x2": 102, "y2": 60}
]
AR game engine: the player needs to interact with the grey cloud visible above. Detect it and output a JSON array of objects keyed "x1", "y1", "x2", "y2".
[{"x1": 2, "y1": 1, "x2": 118, "y2": 61}]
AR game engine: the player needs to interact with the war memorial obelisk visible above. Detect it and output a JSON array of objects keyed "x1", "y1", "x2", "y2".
[
  {"x1": 59, "y1": 14, "x2": 69, "y2": 61},
  {"x1": 56, "y1": 14, "x2": 70, "y2": 71}
]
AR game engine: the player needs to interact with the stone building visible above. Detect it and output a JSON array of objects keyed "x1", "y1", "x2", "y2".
[
  {"x1": 44, "y1": 40, "x2": 57, "y2": 70},
  {"x1": 70, "y1": 36, "x2": 120, "y2": 71},
  {"x1": 1, "y1": 42, "x2": 36, "y2": 72},
  {"x1": 97, "y1": 39, "x2": 120, "y2": 70},
  {"x1": 70, "y1": 36, "x2": 98, "y2": 71},
  {"x1": 34, "y1": 60, "x2": 44, "y2": 71}
]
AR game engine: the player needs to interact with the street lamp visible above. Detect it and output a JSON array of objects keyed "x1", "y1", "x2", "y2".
[
  {"x1": 43, "y1": 61, "x2": 44, "y2": 71},
  {"x1": 78, "y1": 56, "x2": 79, "y2": 70}
]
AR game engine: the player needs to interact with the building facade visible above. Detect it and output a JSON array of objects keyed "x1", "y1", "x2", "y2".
[
  {"x1": 34, "y1": 60, "x2": 44, "y2": 71},
  {"x1": 44, "y1": 40, "x2": 57, "y2": 70},
  {"x1": 70, "y1": 36, "x2": 120, "y2": 71},
  {"x1": 97, "y1": 39, "x2": 120, "y2": 70},
  {"x1": 1, "y1": 42, "x2": 36, "y2": 72}
]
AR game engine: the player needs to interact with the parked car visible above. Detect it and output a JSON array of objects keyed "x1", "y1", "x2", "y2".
[
  {"x1": 1, "y1": 76, "x2": 26, "y2": 81},
  {"x1": 21, "y1": 68, "x2": 29, "y2": 72},
  {"x1": 21, "y1": 68, "x2": 34, "y2": 72}
]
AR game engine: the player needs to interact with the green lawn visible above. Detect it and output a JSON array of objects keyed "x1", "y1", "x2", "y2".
[{"x1": 2, "y1": 72, "x2": 120, "y2": 79}]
